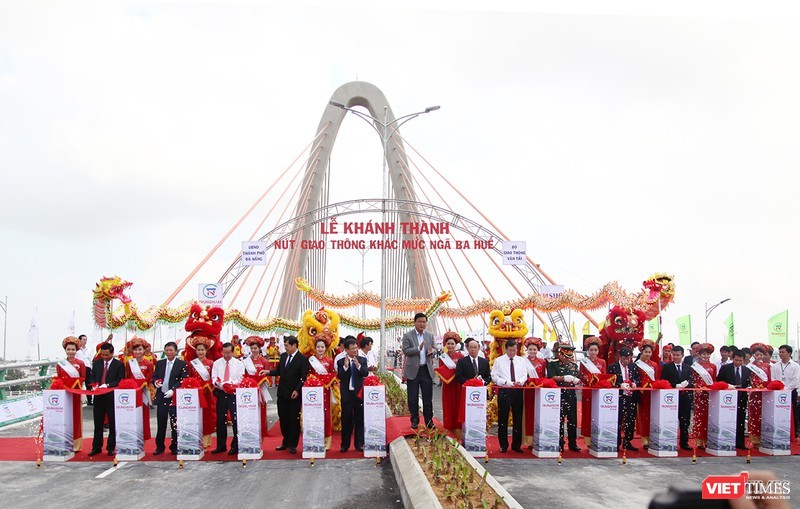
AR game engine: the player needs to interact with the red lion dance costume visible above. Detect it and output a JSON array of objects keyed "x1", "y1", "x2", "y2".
[
  {"x1": 182, "y1": 303, "x2": 224, "y2": 363},
  {"x1": 599, "y1": 306, "x2": 648, "y2": 365}
]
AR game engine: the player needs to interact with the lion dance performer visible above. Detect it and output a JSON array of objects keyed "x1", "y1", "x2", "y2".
[
  {"x1": 486, "y1": 306, "x2": 528, "y2": 426},
  {"x1": 183, "y1": 303, "x2": 224, "y2": 363},
  {"x1": 579, "y1": 336, "x2": 610, "y2": 443},
  {"x1": 56, "y1": 336, "x2": 87, "y2": 452},
  {"x1": 123, "y1": 337, "x2": 155, "y2": 441},
  {"x1": 599, "y1": 306, "x2": 646, "y2": 365},
  {"x1": 435, "y1": 331, "x2": 464, "y2": 438},
  {"x1": 635, "y1": 339, "x2": 662, "y2": 449},
  {"x1": 243, "y1": 336, "x2": 271, "y2": 438},
  {"x1": 747, "y1": 342, "x2": 772, "y2": 447},
  {"x1": 690, "y1": 343, "x2": 717, "y2": 449},
  {"x1": 522, "y1": 337, "x2": 547, "y2": 448},
  {"x1": 186, "y1": 336, "x2": 216, "y2": 448},
  {"x1": 297, "y1": 307, "x2": 342, "y2": 433}
]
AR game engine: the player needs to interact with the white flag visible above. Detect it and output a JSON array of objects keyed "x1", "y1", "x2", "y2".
[
  {"x1": 28, "y1": 308, "x2": 40, "y2": 348},
  {"x1": 68, "y1": 310, "x2": 76, "y2": 335}
]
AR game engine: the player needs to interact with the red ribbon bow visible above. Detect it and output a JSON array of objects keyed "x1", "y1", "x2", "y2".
[
  {"x1": 767, "y1": 380, "x2": 786, "y2": 390},
  {"x1": 651, "y1": 380, "x2": 672, "y2": 390},
  {"x1": 709, "y1": 381, "x2": 730, "y2": 391}
]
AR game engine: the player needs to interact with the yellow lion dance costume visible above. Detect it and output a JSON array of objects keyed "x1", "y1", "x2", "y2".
[
  {"x1": 486, "y1": 306, "x2": 529, "y2": 426},
  {"x1": 297, "y1": 307, "x2": 342, "y2": 432}
]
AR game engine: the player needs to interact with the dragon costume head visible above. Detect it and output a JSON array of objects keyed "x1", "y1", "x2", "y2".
[
  {"x1": 183, "y1": 303, "x2": 225, "y2": 362},
  {"x1": 298, "y1": 307, "x2": 340, "y2": 357},
  {"x1": 599, "y1": 306, "x2": 646, "y2": 363},
  {"x1": 487, "y1": 306, "x2": 528, "y2": 366}
]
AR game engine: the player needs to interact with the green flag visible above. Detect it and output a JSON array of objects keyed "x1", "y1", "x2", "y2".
[
  {"x1": 676, "y1": 315, "x2": 692, "y2": 345},
  {"x1": 723, "y1": 312, "x2": 735, "y2": 346},
  {"x1": 767, "y1": 310, "x2": 789, "y2": 347},
  {"x1": 647, "y1": 319, "x2": 661, "y2": 340}
]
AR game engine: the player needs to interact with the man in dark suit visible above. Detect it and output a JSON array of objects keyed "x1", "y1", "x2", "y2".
[
  {"x1": 716, "y1": 349, "x2": 751, "y2": 449},
  {"x1": 268, "y1": 335, "x2": 309, "y2": 454},
  {"x1": 455, "y1": 338, "x2": 491, "y2": 385},
  {"x1": 88, "y1": 342, "x2": 126, "y2": 456},
  {"x1": 152, "y1": 341, "x2": 187, "y2": 455},
  {"x1": 337, "y1": 337, "x2": 369, "y2": 452},
  {"x1": 608, "y1": 346, "x2": 640, "y2": 451},
  {"x1": 402, "y1": 312, "x2": 437, "y2": 429},
  {"x1": 659, "y1": 345, "x2": 694, "y2": 450}
]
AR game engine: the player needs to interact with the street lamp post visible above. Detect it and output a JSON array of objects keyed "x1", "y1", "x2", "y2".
[
  {"x1": 329, "y1": 101, "x2": 439, "y2": 373},
  {"x1": 705, "y1": 298, "x2": 731, "y2": 341},
  {"x1": 0, "y1": 296, "x2": 6, "y2": 361}
]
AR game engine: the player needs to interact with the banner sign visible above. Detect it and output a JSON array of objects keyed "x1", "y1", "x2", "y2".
[
  {"x1": 198, "y1": 283, "x2": 223, "y2": 308},
  {"x1": 363, "y1": 385, "x2": 387, "y2": 458},
  {"x1": 302, "y1": 386, "x2": 325, "y2": 458},
  {"x1": 241, "y1": 241, "x2": 267, "y2": 266},
  {"x1": 760, "y1": 389, "x2": 792, "y2": 455},
  {"x1": 533, "y1": 388, "x2": 561, "y2": 458},
  {"x1": 463, "y1": 386, "x2": 487, "y2": 457},
  {"x1": 590, "y1": 388, "x2": 619, "y2": 458},
  {"x1": 649, "y1": 389, "x2": 678, "y2": 457},
  {"x1": 114, "y1": 388, "x2": 144, "y2": 460},
  {"x1": 706, "y1": 390, "x2": 737, "y2": 456},
  {"x1": 539, "y1": 285, "x2": 564, "y2": 298},
  {"x1": 42, "y1": 390, "x2": 74, "y2": 461},
  {"x1": 176, "y1": 388, "x2": 204, "y2": 460},
  {"x1": 501, "y1": 241, "x2": 526, "y2": 266},
  {"x1": 236, "y1": 387, "x2": 263, "y2": 460},
  {"x1": 1, "y1": 394, "x2": 43, "y2": 427}
]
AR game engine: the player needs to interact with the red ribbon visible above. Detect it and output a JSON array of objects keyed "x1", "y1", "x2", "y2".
[{"x1": 650, "y1": 380, "x2": 672, "y2": 390}]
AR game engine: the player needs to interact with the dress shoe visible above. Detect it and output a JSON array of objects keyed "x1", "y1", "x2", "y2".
[
  {"x1": 568, "y1": 445, "x2": 581, "y2": 452},
  {"x1": 643, "y1": 444, "x2": 649, "y2": 450},
  {"x1": 499, "y1": 447, "x2": 508, "y2": 453},
  {"x1": 340, "y1": 446, "x2": 349, "y2": 453},
  {"x1": 169, "y1": 448, "x2": 178, "y2": 455},
  {"x1": 680, "y1": 444, "x2": 692, "y2": 451},
  {"x1": 511, "y1": 447, "x2": 523, "y2": 453},
  {"x1": 426, "y1": 421, "x2": 435, "y2": 429},
  {"x1": 107, "y1": 450, "x2": 116, "y2": 456},
  {"x1": 355, "y1": 446, "x2": 364, "y2": 452},
  {"x1": 288, "y1": 447, "x2": 297, "y2": 454},
  {"x1": 210, "y1": 447, "x2": 227, "y2": 454},
  {"x1": 227, "y1": 448, "x2": 238, "y2": 455},
  {"x1": 410, "y1": 420, "x2": 419, "y2": 430},
  {"x1": 625, "y1": 443, "x2": 638, "y2": 452},
  {"x1": 153, "y1": 448, "x2": 165, "y2": 456},
  {"x1": 275, "y1": 444, "x2": 288, "y2": 451},
  {"x1": 87, "y1": 449, "x2": 102, "y2": 457}
]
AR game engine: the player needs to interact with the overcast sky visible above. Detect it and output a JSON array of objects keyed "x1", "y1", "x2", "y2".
[{"x1": 1, "y1": 0, "x2": 798, "y2": 360}]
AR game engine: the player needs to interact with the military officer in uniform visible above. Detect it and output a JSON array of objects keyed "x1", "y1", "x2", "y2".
[{"x1": 547, "y1": 337, "x2": 582, "y2": 452}]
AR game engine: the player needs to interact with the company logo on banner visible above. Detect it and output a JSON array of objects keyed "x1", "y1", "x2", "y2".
[
  {"x1": 306, "y1": 391, "x2": 318, "y2": 403},
  {"x1": 664, "y1": 393, "x2": 674, "y2": 405},
  {"x1": 603, "y1": 393, "x2": 614, "y2": 404},
  {"x1": 779, "y1": 394, "x2": 789, "y2": 405},
  {"x1": 182, "y1": 393, "x2": 193, "y2": 405},
  {"x1": 118, "y1": 393, "x2": 130, "y2": 405},
  {"x1": 48, "y1": 394, "x2": 60, "y2": 406},
  {"x1": 198, "y1": 283, "x2": 223, "y2": 307},
  {"x1": 724, "y1": 394, "x2": 734, "y2": 405},
  {"x1": 545, "y1": 392, "x2": 556, "y2": 403},
  {"x1": 368, "y1": 390, "x2": 380, "y2": 401},
  {"x1": 240, "y1": 392, "x2": 253, "y2": 404},
  {"x1": 702, "y1": 472, "x2": 791, "y2": 501},
  {"x1": 470, "y1": 391, "x2": 481, "y2": 402}
]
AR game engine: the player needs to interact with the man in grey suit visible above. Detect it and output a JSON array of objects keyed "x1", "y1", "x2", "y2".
[{"x1": 403, "y1": 312, "x2": 437, "y2": 429}]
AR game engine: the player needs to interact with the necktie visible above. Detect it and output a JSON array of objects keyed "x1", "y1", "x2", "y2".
[
  {"x1": 287, "y1": 354, "x2": 293, "y2": 368},
  {"x1": 676, "y1": 363, "x2": 681, "y2": 378},
  {"x1": 350, "y1": 359, "x2": 356, "y2": 391},
  {"x1": 101, "y1": 361, "x2": 108, "y2": 385},
  {"x1": 163, "y1": 360, "x2": 173, "y2": 394},
  {"x1": 223, "y1": 360, "x2": 230, "y2": 382},
  {"x1": 735, "y1": 366, "x2": 741, "y2": 386},
  {"x1": 510, "y1": 358, "x2": 516, "y2": 383},
  {"x1": 624, "y1": 364, "x2": 628, "y2": 382},
  {"x1": 473, "y1": 358, "x2": 479, "y2": 377}
]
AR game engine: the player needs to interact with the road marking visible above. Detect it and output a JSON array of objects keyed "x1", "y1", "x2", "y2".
[{"x1": 95, "y1": 462, "x2": 128, "y2": 478}]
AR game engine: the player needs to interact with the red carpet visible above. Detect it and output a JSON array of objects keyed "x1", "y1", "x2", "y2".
[
  {"x1": 486, "y1": 435, "x2": 800, "y2": 459},
  {"x1": 2, "y1": 417, "x2": 797, "y2": 462},
  {"x1": 0, "y1": 417, "x2": 422, "y2": 462}
]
